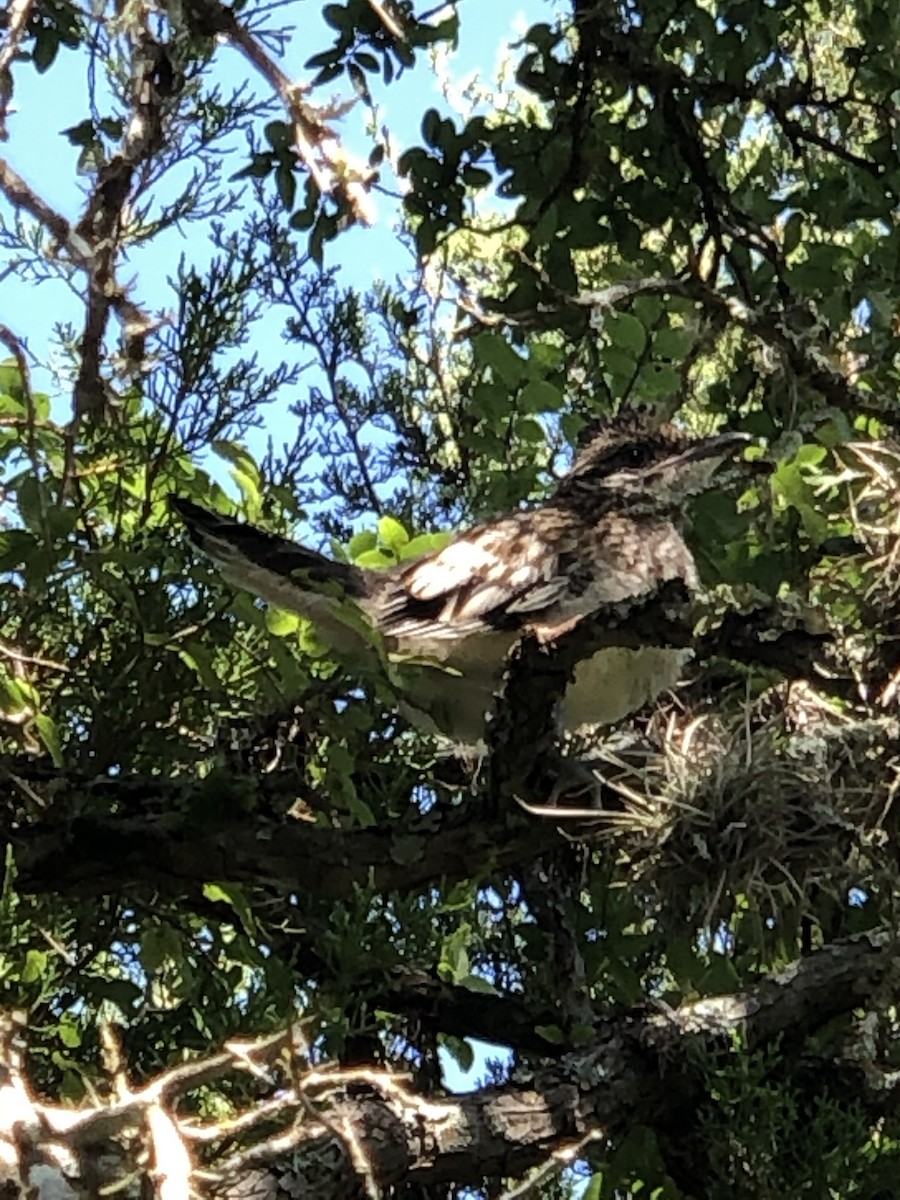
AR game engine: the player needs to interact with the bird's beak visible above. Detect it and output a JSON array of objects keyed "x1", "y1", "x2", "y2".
[
  {"x1": 635, "y1": 430, "x2": 757, "y2": 499},
  {"x1": 663, "y1": 430, "x2": 755, "y2": 469},
  {"x1": 646, "y1": 430, "x2": 756, "y2": 480}
]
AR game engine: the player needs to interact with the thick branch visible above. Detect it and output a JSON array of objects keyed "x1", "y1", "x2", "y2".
[
  {"x1": 10, "y1": 787, "x2": 554, "y2": 903},
  {"x1": 10, "y1": 590, "x2": 840, "y2": 904},
  {"x1": 0, "y1": 935, "x2": 892, "y2": 1198}
]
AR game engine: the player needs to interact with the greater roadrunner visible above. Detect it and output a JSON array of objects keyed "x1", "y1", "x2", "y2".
[{"x1": 172, "y1": 416, "x2": 749, "y2": 744}]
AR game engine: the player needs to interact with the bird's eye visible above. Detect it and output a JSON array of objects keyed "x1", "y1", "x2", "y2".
[{"x1": 623, "y1": 445, "x2": 646, "y2": 466}]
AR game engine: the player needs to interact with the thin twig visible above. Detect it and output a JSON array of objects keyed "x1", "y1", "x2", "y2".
[
  {"x1": 498, "y1": 1130, "x2": 606, "y2": 1199},
  {"x1": 0, "y1": 640, "x2": 68, "y2": 674},
  {"x1": 0, "y1": 158, "x2": 158, "y2": 337},
  {"x1": 218, "y1": 5, "x2": 377, "y2": 224}
]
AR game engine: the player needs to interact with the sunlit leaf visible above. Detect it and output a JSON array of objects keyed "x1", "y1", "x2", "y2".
[
  {"x1": 377, "y1": 515, "x2": 409, "y2": 551},
  {"x1": 22, "y1": 949, "x2": 48, "y2": 983},
  {"x1": 265, "y1": 608, "x2": 302, "y2": 636}
]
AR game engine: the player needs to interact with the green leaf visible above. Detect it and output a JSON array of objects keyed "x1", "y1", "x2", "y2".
[
  {"x1": 348, "y1": 530, "x2": 378, "y2": 560},
  {"x1": 177, "y1": 643, "x2": 221, "y2": 691},
  {"x1": 264, "y1": 120, "x2": 292, "y2": 150},
  {"x1": 583, "y1": 1171, "x2": 604, "y2": 1200},
  {"x1": 698, "y1": 954, "x2": 742, "y2": 995},
  {"x1": 787, "y1": 242, "x2": 849, "y2": 293},
  {"x1": 527, "y1": 341, "x2": 563, "y2": 373},
  {"x1": 211, "y1": 440, "x2": 260, "y2": 482},
  {"x1": 142, "y1": 631, "x2": 171, "y2": 647},
  {"x1": 438, "y1": 924, "x2": 471, "y2": 983},
  {"x1": 440, "y1": 1034, "x2": 475, "y2": 1073},
  {"x1": 97, "y1": 118, "x2": 123, "y2": 140},
  {"x1": 606, "y1": 1125, "x2": 670, "y2": 1195},
  {"x1": 16, "y1": 475, "x2": 47, "y2": 533},
  {"x1": 471, "y1": 381, "x2": 509, "y2": 423},
  {"x1": 0, "y1": 359, "x2": 25, "y2": 402},
  {"x1": 399, "y1": 531, "x2": 452, "y2": 560},
  {"x1": 354, "y1": 547, "x2": 397, "y2": 569},
  {"x1": 275, "y1": 162, "x2": 296, "y2": 210},
  {"x1": 422, "y1": 108, "x2": 442, "y2": 147},
  {"x1": 34, "y1": 715, "x2": 63, "y2": 767},
  {"x1": 518, "y1": 379, "x2": 564, "y2": 412},
  {"x1": 265, "y1": 607, "x2": 301, "y2": 636},
  {"x1": 22, "y1": 949, "x2": 48, "y2": 983},
  {"x1": 45, "y1": 505, "x2": 79, "y2": 541},
  {"x1": 474, "y1": 333, "x2": 525, "y2": 386},
  {"x1": 457, "y1": 973, "x2": 498, "y2": 995},
  {"x1": 203, "y1": 883, "x2": 257, "y2": 936},
  {"x1": 602, "y1": 346, "x2": 637, "y2": 381},
  {"x1": 322, "y1": 3, "x2": 350, "y2": 30},
  {"x1": 534, "y1": 1023, "x2": 566, "y2": 1045},
  {"x1": 604, "y1": 311, "x2": 647, "y2": 356},
  {"x1": 516, "y1": 417, "x2": 546, "y2": 444},
  {"x1": 343, "y1": 791, "x2": 377, "y2": 826},
  {"x1": 773, "y1": 459, "x2": 829, "y2": 545},
  {"x1": 782, "y1": 210, "x2": 804, "y2": 255},
  {"x1": 654, "y1": 324, "x2": 696, "y2": 358},
  {"x1": 93, "y1": 979, "x2": 142, "y2": 1011},
  {"x1": 461, "y1": 165, "x2": 492, "y2": 188},
  {"x1": 58, "y1": 1019, "x2": 82, "y2": 1049},
  {"x1": 31, "y1": 390, "x2": 50, "y2": 420},
  {"x1": 377, "y1": 515, "x2": 409, "y2": 551},
  {"x1": 232, "y1": 152, "x2": 275, "y2": 182},
  {"x1": 32, "y1": 29, "x2": 60, "y2": 71},
  {"x1": 0, "y1": 530, "x2": 37, "y2": 571},
  {"x1": 0, "y1": 667, "x2": 33, "y2": 715},
  {"x1": 140, "y1": 924, "x2": 182, "y2": 974},
  {"x1": 665, "y1": 933, "x2": 700, "y2": 987},
  {"x1": 639, "y1": 363, "x2": 681, "y2": 396},
  {"x1": 62, "y1": 119, "x2": 95, "y2": 148}
]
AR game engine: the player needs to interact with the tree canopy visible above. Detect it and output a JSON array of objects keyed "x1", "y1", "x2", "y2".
[{"x1": 1, "y1": 0, "x2": 900, "y2": 1195}]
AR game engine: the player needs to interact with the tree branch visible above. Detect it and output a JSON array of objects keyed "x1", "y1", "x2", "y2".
[
  {"x1": 181, "y1": 0, "x2": 377, "y2": 225},
  {"x1": 10, "y1": 783, "x2": 555, "y2": 903},
  {"x1": 0, "y1": 157, "x2": 159, "y2": 369},
  {"x1": 489, "y1": 582, "x2": 840, "y2": 806},
  {"x1": 0, "y1": 935, "x2": 891, "y2": 1198}
]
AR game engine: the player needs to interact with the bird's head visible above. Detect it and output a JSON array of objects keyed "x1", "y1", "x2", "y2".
[{"x1": 557, "y1": 414, "x2": 753, "y2": 513}]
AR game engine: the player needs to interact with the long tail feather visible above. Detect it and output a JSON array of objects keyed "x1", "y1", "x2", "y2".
[{"x1": 169, "y1": 496, "x2": 364, "y2": 601}]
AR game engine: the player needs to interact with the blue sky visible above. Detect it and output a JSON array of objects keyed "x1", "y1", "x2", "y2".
[{"x1": 1, "y1": 3, "x2": 551, "y2": 407}]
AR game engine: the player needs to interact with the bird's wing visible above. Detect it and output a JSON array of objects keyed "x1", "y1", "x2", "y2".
[{"x1": 372, "y1": 515, "x2": 569, "y2": 640}]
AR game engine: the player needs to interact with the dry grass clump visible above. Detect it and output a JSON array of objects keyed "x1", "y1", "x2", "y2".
[
  {"x1": 823, "y1": 440, "x2": 900, "y2": 710},
  {"x1": 831, "y1": 439, "x2": 900, "y2": 564},
  {"x1": 588, "y1": 688, "x2": 900, "y2": 927}
]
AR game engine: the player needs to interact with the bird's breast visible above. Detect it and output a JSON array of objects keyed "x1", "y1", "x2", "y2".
[{"x1": 559, "y1": 645, "x2": 693, "y2": 732}]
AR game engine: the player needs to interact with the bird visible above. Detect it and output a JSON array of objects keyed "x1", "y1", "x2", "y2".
[{"x1": 171, "y1": 415, "x2": 750, "y2": 746}]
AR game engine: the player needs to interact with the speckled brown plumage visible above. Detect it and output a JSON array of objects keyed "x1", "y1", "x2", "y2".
[{"x1": 171, "y1": 419, "x2": 749, "y2": 743}]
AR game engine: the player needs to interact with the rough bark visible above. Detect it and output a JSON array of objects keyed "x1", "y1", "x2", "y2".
[{"x1": 0, "y1": 935, "x2": 894, "y2": 1199}]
